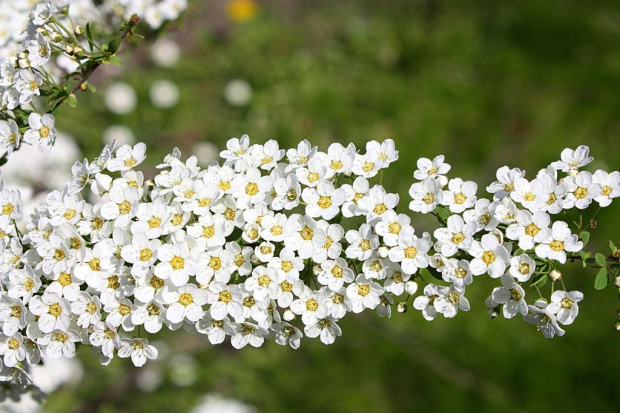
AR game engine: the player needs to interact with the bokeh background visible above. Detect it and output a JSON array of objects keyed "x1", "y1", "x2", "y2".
[{"x1": 8, "y1": 0, "x2": 620, "y2": 411}]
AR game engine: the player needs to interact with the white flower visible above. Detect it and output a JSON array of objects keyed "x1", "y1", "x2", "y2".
[
  {"x1": 23, "y1": 113, "x2": 56, "y2": 153},
  {"x1": 550, "y1": 145, "x2": 593, "y2": 172},
  {"x1": 118, "y1": 338, "x2": 158, "y2": 367},
  {"x1": 505, "y1": 210, "x2": 552, "y2": 250},
  {"x1": 154, "y1": 243, "x2": 198, "y2": 287},
  {"x1": 413, "y1": 283, "x2": 442, "y2": 321},
  {"x1": 374, "y1": 211, "x2": 412, "y2": 247},
  {"x1": 220, "y1": 135, "x2": 251, "y2": 164},
  {"x1": 563, "y1": 171, "x2": 601, "y2": 210},
  {"x1": 442, "y1": 259, "x2": 472, "y2": 290},
  {"x1": 272, "y1": 174, "x2": 301, "y2": 211},
  {"x1": 535, "y1": 221, "x2": 583, "y2": 264},
  {"x1": 304, "y1": 317, "x2": 342, "y2": 345},
  {"x1": 433, "y1": 215, "x2": 476, "y2": 257},
  {"x1": 409, "y1": 177, "x2": 443, "y2": 214},
  {"x1": 29, "y1": 292, "x2": 71, "y2": 333},
  {"x1": 272, "y1": 322, "x2": 303, "y2": 349},
  {"x1": 345, "y1": 275, "x2": 384, "y2": 313},
  {"x1": 284, "y1": 214, "x2": 325, "y2": 259},
  {"x1": 443, "y1": 178, "x2": 477, "y2": 213},
  {"x1": 413, "y1": 155, "x2": 451, "y2": 185},
  {"x1": 296, "y1": 157, "x2": 327, "y2": 187},
  {"x1": 0, "y1": 296, "x2": 28, "y2": 336},
  {"x1": 250, "y1": 140, "x2": 284, "y2": 171},
  {"x1": 524, "y1": 300, "x2": 565, "y2": 338},
  {"x1": 387, "y1": 233, "x2": 431, "y2": 275},
  {"x1": 230, "y1": 322, "x2": 269, "y2": 349},
  {"x1": 318, "y1": 258, "x2": 354, "y2": 291},
  {"x1": 486, "y1": 166, "x2": 525, "y2": 200},
  {"x1": 162, "y1": 285, "x2": 208, "y2": 324},
  {"x1": 592, "y1": 170, "x2": 620, "y2": 207},
  {"x1": 547, "y1": 290, "x2": 583, "y2": 325},
  {"x1": 508, "y1": 254, "x2": 535, "y2": 282},
  {"x1": 89, "y1": 322, "x2": 121, "y2": 358},
  {"x1": 196, "y1": 315, "x2": 235, "y2": 344},
  {"x1": 341, "y1": 176, "x2": 370, "y2": 217},
  {"x1": 290, "y1": 287, "x2": 328, "y2": 325},
  {"x1": 345, "y1": 223, "x2": 378, "y2": 261},
  {"x1": 106, "y1": 143, "x2": 147, "y2": 172},
  {"x1": 469, "y1": 233, "x2": 510, "y2": 278},
  {"x1": 302, "y1": 180, "x2": 345, "y2": 220},
  {"x1": 207, "y1": 283, "x2": 244, "y2": 321},
  {"x1": 286, "y1": 140, "x2": 317, "y2": 171},
  {"x1": 366, "y1": 139, "x2": 399, "y2": 166},
  {"x1": 491, "y1": 274, "x2": 528, "y2": 319},
  {"x1": 131, "y1": 301, "x2": 165, "y2": 333},
  {"x1": 37, "y1": 330, "x2": 81, "y2": 359},
  {"x1": 434, "y1": 285, "x2": 470, "y2": 318},
  {"x1": 463, "y1": 198, "x2": 498, "y2": 231},
  {"x1": 0, "y1": 120, "x2": 20, "y2": 154},
  {"x1": 0, "y1": 333, "x2": 27, "y2": 367},
  {"x1": 357, "y1": 185, "x2": 399, "y2": 225},
  {"x1": 324, "y1": 142, "x2": 356, "y2": 177}
]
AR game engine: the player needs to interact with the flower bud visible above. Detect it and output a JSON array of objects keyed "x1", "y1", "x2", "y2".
[
  {"x1": 396, "y1": 302, "x2": 408, "y2": 313},
  {"x1": 615, "y1": 320, "x2": 620, "y2": 332},
  {"x1": 404, "y1": 280, "x2": 418, "y2": 295},
  {"x1": 378, "y1": 246, "x2": 389, "y2": 258},
  {"x1": 548, "y1": 269, "x2": 562, "y2": 282},
  {"x1": 51, "y1": 31, "x2": 63, "y2": 42},
  {"x1": 250, "y1": 254, "x2": 261, "y2": 265},
  {"x1": 17, "y1": 58, "x2": 30, "y2": 69},
  {"x1": 615, "y1": 276, "x2": 620, "y2": 288},
  {"x1": 74, "y1": 25, "x2": 84, "y2": 37},
  {"x1": 312, "y1": 265, "x2": 321, "y2": 276},
  {"x1": 283, "y1": 309, "x2": 295, "y2": 322},
  {"x1": 65, "y1": 44, "x2": 74, "y2": 55},
  {"x1": 73, "y1": 45, "x2": 84, "y2": 56},
  {"x1": 567, "y1": 169, "x2": 578, "y2": 177}
]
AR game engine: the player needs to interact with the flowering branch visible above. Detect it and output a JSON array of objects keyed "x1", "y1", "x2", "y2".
[{"x1": 0, "y1": 136, "x2": 617, "y2": 403}]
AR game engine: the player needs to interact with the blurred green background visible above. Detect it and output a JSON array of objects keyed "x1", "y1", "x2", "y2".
[{"x1": 53, "y1": 0, "x2": 620, "y2": 412}]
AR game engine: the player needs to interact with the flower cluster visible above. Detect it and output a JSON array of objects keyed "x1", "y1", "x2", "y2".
[
  {"x1": 0, "y1": 138, "x2": 617, "y2": 392},
  {"x1": 0, "y1": 0, "x2": 185, "y2": 164}
]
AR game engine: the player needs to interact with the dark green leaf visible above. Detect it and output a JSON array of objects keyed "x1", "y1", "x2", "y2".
[
  {"x1": 530, "y1": 272, "x2": 547, "y2": 288},
  {"x1": 108, "y1": 37, "x2": 122, "y2": 54},
  {"x1": 594, "y1": 267, "x2": 608, "y2": 290},
  {"x1": 67, "y1": 94, "x2": 78, "y2": 108}
]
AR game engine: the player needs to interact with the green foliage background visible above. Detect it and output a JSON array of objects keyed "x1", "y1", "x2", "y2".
[{"x1": 51, "y1": 1, "x2": 620, "y2": 411}]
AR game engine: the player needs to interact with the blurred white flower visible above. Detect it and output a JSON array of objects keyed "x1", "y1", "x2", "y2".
[
  {"x1": 192, "y1": 141, "x2": 220, "y2": 164},
  {"x1": 224, "y1": 80, "x2": 253, "y2": 107},
  {"x1": 103, "y1": 125, "x2": 136, "y2": 147},
  {"x1": 151, "y1": 38, "x2": 181, "y2": 68},
  {"x1": 30, "y1": 357, "x2": 83, "y2": 393},
  {"x1": 150, "y1": 80, "x2": 180, "y2": 109},
  {"x1": 168, "y1": 355, "x2": 197, "y2": 387},
  {"x1": 105, "y1": 82, "x2": 137, "y2": 115},
  {"x1": 191, "y1": 393, "x2": 257, "y2": 413}
]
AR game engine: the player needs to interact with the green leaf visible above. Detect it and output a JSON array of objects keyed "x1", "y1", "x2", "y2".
[
  {"x1": 107, "y1": 55, "x2": 122, "y2": 66},
  {"x1": 530, "y1": 272, "x2": 547, "y2": 288},
  {"x1": 580, "y1": 231, "x2": 590, "y2": 246},
  {"x1": 594, "y1": 267, "x2": 608, "y2": 290},
  {"x1": 610, "y1": 240, "x2": 618, "y2": 254},
  {"x1": 67, "y1": 94, "x2": 78, "y2": 108},
  {"x1": 595, "y1": 253, "x2": 607, "y2": 266},
  {"x1": 579, "y1": 251, "x2": 591, "y2": 268},
  {"x1": 108, "y1": 37, "x2": 122, "y2": 54}
]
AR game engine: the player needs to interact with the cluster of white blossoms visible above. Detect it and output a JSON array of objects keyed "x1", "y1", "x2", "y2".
[
  {"x1": 0, "y1": 137, "x2": 617, "y2": 390},
  {"x1": 0, "y1": 0, "x2": 186, "y2": 163}
]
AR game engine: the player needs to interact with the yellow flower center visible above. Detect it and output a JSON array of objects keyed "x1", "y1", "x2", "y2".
[
  {"x1": 2, "y1": 204, "x2": 14, "y2": 215},
  {"x1": 306, "y1": 299, "x2": 319, "y2": 311},
  {"x1": 219, "y1": 291, "x2": 232, "y2": 303},
  {"x1": 404, "y1": 246, "x2": 417, "y2": 259},
  {"x1": 362, "y1": 162, "x2": 374, "y2": 173},
  {"x1": 178, "y1": 293, "x2": 194, "y2": 306},
  {"x1": 286, "y1": 189, "x2": 298, "y2": 201},
  {"x1": 219, "y1": 180, "x2": 231, "y2": 191},
  {"x1": 170, "y1": 256, "x2": 185, "y2": 270},
  {"x1": 281, "y1": 261, "x2": 293, "y2": 272},
  {"x1": 49, "y1": 303, "x2": 62, "y2": 317},
  {"x1": 234, "y1": 254, "x2": 245, "y2": 267},
  {"x1": 388, "y1": 222, "x2": 401, "y2": 234},
  {"x1": 224, "y1": 208, "x2": 236, "y2": 221},
  {"x1": 448, "y1": 291, "x2": 460, "y2": 304},
  {"x1": 519, "y1": 262, "x2": 531, "y2": 274},
  {"x1": 203, "y1": 225, "x2": 215, "y2": 238},
  {"x1": 482, "y1": 251, "x2": 496, "y2": 265},
  {"x1": 124, "y1": 158, "x2": 137, "y2": 167},
  {"x1": 108, "y1": 276, "x2": 120, "y2": 290},
  {"x1": 307, "y1": 173, "x2": 319, "y2": 183},
  {"x1": 271, "y1": 225, "x2": 283, "y2": 236},
  {"x1": 245, "y1": 183, "x2": 259, "y2": 196},
  {"x1": 330, "y1": 160, "x2": 343, "y2": 170},
  {"x1": 360, "y1": 239, "x2": 371, "y2": 251},
  {"x1": 280, "y1": 281, "x2": 293, "y2": 292},
  {"x1": 209, "y1": 256, "x2": 222, "y2": 271},
  {"x1": 451, "y1": 232, "x2": 465, "y2": 245},
  {"x1": 550, "y1": 240, "x2": 564, "y2": 252},
  {"x1": 8, "y1": 338, "x2": 20, "y2": 350},
  {"x1": 455, "y1": 267, "x2": 467, "y2": 278},
  {"x1": 118, "y1": 200, "x2": 131, "y2": 215},
  {"x1": 54, "y1": 249, "x2": 66, "y2": 261},
  {"x1": 602, "y1": 186, "x2": 612, "y2": 196},
  {"x1": 561, "y1": 297, "x2": 573, "y2": 309},
  {"x1": 150, "y1": 276, "x2": 164, "y2": 289},
  {"x1": 147, "y1": 303, "x2": 161, "y2": 316},
  {"x1": 454, "y1": 193, "x2": 466, "y2": 205},
  {"x1": 423, "y1": 193, "x2": 435, "y2": 204},
  {"x1": 300, "y1": 226, "x2": 314, "y2": 241},
  {"x1": 318, "y1": 196, "x2": 332, "y2": 209},
  {"x1": 118, "y1": 304, "x2": 131, "y2": 316},
  {"x1": 525, "y1": 223, "x2": 540, "y2": 237},
  {"x1": 258, "y1": 275, "x2": 271, "y2": 287},
  {"x1": 573, "y1": 187, "x2": 588, "y2": 199},
  {"x1": 58, "y1": 272, "x2": 72, "y2": 287},
  {"x1": 39, "y1": 126, "x2": 50, "y2": 138},
  {"x1": 331, "y1": 266, "x2": 344, "y2": 278},
  {"x1": 373, "y1": 203, "x2": 387, "y2": 215},
  {"x1": 358, "y1": 284, "x2": 371, "y2": 296},
  {"x1": 140, "y1": 249, "x2": 153, "y2": 262}
]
